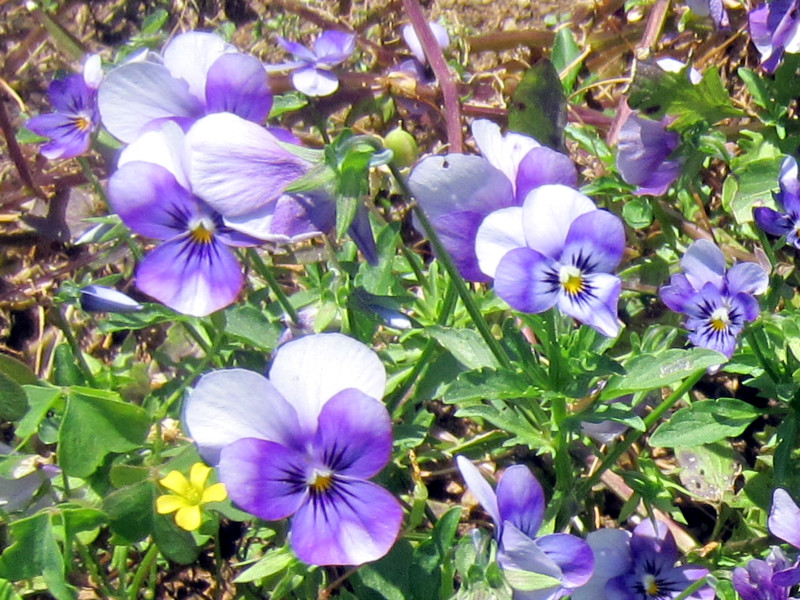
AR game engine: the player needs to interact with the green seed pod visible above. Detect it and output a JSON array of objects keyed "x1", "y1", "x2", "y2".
[{"x1": 383, "y1": 127, "x2": 419, "y2": 168}]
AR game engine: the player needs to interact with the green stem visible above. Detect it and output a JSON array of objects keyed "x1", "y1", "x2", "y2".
[
  {"x1": 576, "y1": 369, "x2": 705, "y2": 499},
  {"x1": 183, "y1": 321, "x2": 212, "y2": 355},
  {"x1": 78, "y1": 156, "x2": 109, "y2": 207},
  {"x1": 246, "y1": 248, "x2": 300, "y2": 325},
  {"x1": 673, "y1": 575, "x2": 713, "y2": 600},
  {"x1": 745, "y1": 327, "x2": 782, "y2": 383},
  {"x1": 128, "y1": 543, "x2": 158, "y2": 600},
  {"x1": 76, "y1": 539, "x2": 120, "y2": 599},
  {"x1": 52, "y1": 307, "x2": 97, "y2": 387},
  {"x1": 113, "y1": 545, "x2": 129, "y2": 596},
  {"x1": 388, "y1": 164, "x2": 512, "y2": 369}
]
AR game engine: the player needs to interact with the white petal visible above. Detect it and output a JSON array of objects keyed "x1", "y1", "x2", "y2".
[
  {"x1": 117, "y1": 121, "x2": 190, "y2": 189},
  {"x1": 681, "y1": 239, "x2": 726, "y2": 291},
  {"x1": 521, "y1": 185, "x2": 597, "y2": 259},
  {"x1": 475, "y1": 206, "x2": 526, "y2": 278},
  {"x1": 163, "y1": 31, "x2": 233, "y2": 102},
  {"x1": 471, "y1": 119, "x2": 539, "y2": 189},
  {"x1": 183, "y1": 369, "x2": 301, "y2": 464},
  {"x1": 83, "y1": 54, "x2": 104, "y2": 89},
  {"x1": 268, "y1": 333, "x2": 386, "y2": 435},
  {"x1": 456, "y1": 456, "x2": 501, "y2": 530}
]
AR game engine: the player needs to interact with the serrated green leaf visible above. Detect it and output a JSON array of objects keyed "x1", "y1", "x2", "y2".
[
  {"x1": 224, "y1": 305, "x2": 281, "y2": 351},
  {"x1": 456, "y1": 405, "x2": 548, "y2": 449},
  {"x1": 738, "y1": 67, "x2": 772, "y2": 110},
  {"x1": 428, "y1": 327, "x2": 500, "y2": 370},
  {"x1": 444, "y1": 368, "x2": 533, "y2": 404},
  {"x1": 508, "y1": 59, "x2": 567, "y2": 151},
  {"x1": 601, "y1": 348, "x2": 726, "y2": 400},
  {"x1": 649, "y1": 398, "x2": 760, "y2": 447},
  {"x1": 58, "y1": 388, "x2": 150, "y2": 477}
]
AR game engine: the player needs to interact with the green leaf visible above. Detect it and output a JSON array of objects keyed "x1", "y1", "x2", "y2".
[
  {"x1": 649, "y1": 398, "x2": 760, "y2": 447},
  {"x1": 503, "y1": 569, "x2": 561, "y2": 592},
  {"x1": 622, "y1": 197, "x2": 654, "y2": 229},
  {"x1": 551, "y1": 28, "x2": 582, "y2": 92},
  {"x1": 153, "y1": 512, "x2": 199, "y2": 565},
  {"x1": 444, "y1": 368, "x2": 533, "y2": 404},
  {"x1": 58, "y1": 388, "x2": 150, "y2": 477},
  {"x1": 283, "y1": 163, "x2": 336, "y2": 194},
  {"x1": 628, "y1": 63, "x2": 742, "y2": 128},
  {"x1": 414, "y1": 506, "x2": 462, "y2": 571},
  {"x1": 16, "y1": 386, "x2": 62, "y2": 440},
  {"x1": 141, "y1": 8, "x2": 169, "y2": 34},
  {"x1": 104, "y1": 480, "x2": 155, "y2": 544},
  {"x1": 508, "y1": 59, "x2": 567, "y2": 151},
  {"x1": 601, "y1": 348, "x2": 726, "y2": 400},
  {"x1": 428, "y1": 327, "x2": 500, "y2": 370},
  {"x1": 0, "y1": 513, "x2": 74, "y2": 600},
  {"x1": 0, "y1": 372, "x2": 27, "y2": 421},
  {"x1": 224, "y1": 305, "x2": 282, "y2": 351},
  {"x1": 268, "y1": 92, "x2": 309, "y2": 117},
  {"x1": 53, "y1": 343, "x2": 85, "y2": 386},
  {"x1": 738, "y1": 67, "x2": 772, "y2": 110},
  {"x1": 0, "y1": 579, "x2": 22, "y2": 600},
  {"x1": 675, "y1": 444, "x2": 740, "y2": 502},
  {"x1": 234, "y1": 547, "x2": 297, "y2": 583},
  {"x1": 456, "y1": 404, "x2": 548, "y2": 449},
  {"x1": 0, "y1": 354, "x2": 39, "y2": 386}
]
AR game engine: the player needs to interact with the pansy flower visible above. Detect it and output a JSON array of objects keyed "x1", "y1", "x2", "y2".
[
  {"x1": 183, "y1": 333, "x2": 403, "y2": 566},
  {"x1": 268, "y1": 30, "x2": 356, "y2": 97},
  {"x1": 659, "y1": 240, "x2": 768, "y2": 358},
  {"x1": 475, "y1": 184, "x2": 625, "y2": 337},
  {"x1": 98, "y1": 31, "x2": 272, "y2": 143},
  {"x1": 574, "y1": 520, "x2": 713, "y2": 600},
  {"x1": 767, "y1": 488, "x2": 800, "y2": 587},
  {"x1": 749, "y1": 0, "x2": 800, "y2": 73},
  {"x1": 397, "y1": 22, "x2": 450, "y2": 83},
  {"x1": 108, "y1": 121, "x2": 262, "y2": 316},
  {"x1": 79, "y1": 285, "x2": 143, "y2": 313},
  {"x1": 27, "y1": 54, "x2": 102, "y2": 159},
  {"x1": 457, "y1": 457, "x2": 594, "y2": 600},
  {"x1": 616, "y1": 113, "x2": 682, "y2": 196},
  {"x1": 733, "y1": 547, "x2": 793, "y2": 600},
  {"x1": 754, "y1": 156, "x2": 800, "y2": 247}
]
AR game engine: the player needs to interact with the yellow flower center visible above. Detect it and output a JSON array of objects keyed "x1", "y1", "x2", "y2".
[
  {"x1": 184, "y1": 486, "x2": 202, "y2": 505},
  {"x1": 709, "y1": 307, "x2": 730, "y2": 332},
  {"x1": 73, "y1": 115, "x2": 92, "y2": 132},
  {"x1": 189, "y1": 217, "x2": 215, "y2": 244},
  {"x1": 559, "y1": 265, "x2": 585, "y2": 296},
  {"x1": 643, "y1": 574, "x2": 660, "y2": 596},
  {"x1": 309, "y1": 468, "x2": 334, "y2": 493}
]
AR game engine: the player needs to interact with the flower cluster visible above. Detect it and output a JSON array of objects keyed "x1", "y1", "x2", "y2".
[
  {"x1": 659, "y1": 240, "x2": 768, "y2": 358},
  {"x1": 183, "y1": 333, "x2": 403, "y2": 566}
]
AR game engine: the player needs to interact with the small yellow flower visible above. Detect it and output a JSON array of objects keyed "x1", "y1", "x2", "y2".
[{"x1": 156, "y1": 463, "x2": 227, "y2": 531}]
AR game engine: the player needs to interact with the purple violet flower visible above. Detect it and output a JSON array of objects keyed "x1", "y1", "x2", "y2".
[
  {"x1": 456, "y1": 457, "x2": 594, "y2": 600},
  {"x1": 98, "y1": 31, "x2": 272, "y2": 143},
  {"x1": 27, "y1": 54, "x2": 102, "y2": 159},
  {"x1": 616, "y1": 112, "x2": 682, "y2": 196},
  {"x1": 79, "y1": 285, "x2": 143, "y2": 313},
  {"x1": 733, "y1": 547, "x2": 793, "y2": 600},
  {"x1": 108, "y1": 121, "x2": 262, "y2": 316},
  {"x1": 269, "y1": 31, "x2": 356, "y2": 97},
  {"x1": 183, "y1": 333, "x2": 403, "y2": 566},
  {"x1": 574, "y1": 520, "x2": 712, "y2": 600},
  {"x1": 755, "y1": 156, "x2": 800, "y2": 247},
  {"x1": 767, "y1": 488, "x2": 800, "y2": 587},
  {"x1": 686, "y1": 0, "x2": 730, "y2": 28},
  {"x1": 408, "y1": 122, "x2": 577, "y2": 282},
  {"x1": 475, "y1": 184, "x2": 625, "y2": 337},
  {"x1": 397, "y1": 22, "x2": 450, "y2": 83},
  {"x1": 749, "y1": 0, "x2": 800, "y2": 73},
  {"x1": 659, "y1": 240, "x2": 768, "y2": 358}
]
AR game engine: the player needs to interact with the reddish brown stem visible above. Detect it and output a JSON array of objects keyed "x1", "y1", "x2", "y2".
[{"x1": 0, "y1": 96, "x2": 46, "y2": 200}]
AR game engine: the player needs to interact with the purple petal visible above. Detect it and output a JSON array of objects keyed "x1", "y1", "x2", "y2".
[
  {"x1": 313, "y1": 31, "x2": 356, "y2": 64},
  {"x1": 82, "y1": 54, "x2": 103, "y2": 89},
  {"x1": 521, "y1": 185, "x2": 598, "y2": 260},
  {"x1": 349, "y1": 204, "x2": 378, "y2": 265},
  {"x1": 561, "y1": 210, "x2": 625, "y2": 273},
  {"x1": 313, "y1": 389, "x2": 392, "y2": 479},
  {"x1": 276, "y1": 36, "x2": 317, "y2": 62},
  {"x1": 79, "y1": 285, "x2": 142, "y2": 313},
  {"x1": 494, "y1": 247, "x2": 560, "y2": 314},
  {"x1": 725, "y1": 262, "x2": 768, "y2": 295},
  {"x1": 431, "y1": 212, "x2": 491, "y2": 282},
  {"x1": 680, "y1": 239, "x2": 726, "y2": 291},
  {"x1": 754, "y1": 206, "x2": 793, "y2": 236},
  {"x1": 222, "y1": 192, "x2": 334, "y2": 243},
  {"x1": 633, "y1": 159, "x2": 682, "y2": 196},
  {"x1": 535, "y1": 533, "x2": 595, "y2": 589},
  {"x1": 515, "y1": 147, "x2": 578, "y2": 201},
  {"x1": 186, "y1": 112, "x2": 310, "y2": 217},
  {"x1": 733, "y1": 560, "x2": 785, "y2": 600},
  {"x1": 731, "y1": 291, "x2": 761, "y2": 323},
  {"x1": 630, "y1": 519, "x2": 678, "y2": 567},
  {"x1": 496, "y1": 465, "x2": 545, "y2": 540},
  {"x1": 456, "y1": 456, "x2": 501, "y2": 532},
  {"x1": 616, "y1": 113, "x2": 680, "y2": 190},
  {"x1": 47, "y1": 74, "x2": 94, "y2": 114},
  {"x1": 773, "y1": 563, "x2": 800, "y2": 587},
  {"x1": 205, "y1": 53, "x2": 272, "y2": 123},
  {"x1": 26, "y1": 113, "x2": 92, "y2": 159},
  {"x1": 474, "y1": 206, "x2": 526, "y2": 278},
  {"x1": 660, "y1": 273, "x2": 696, "y2": 313},
  {"x1": 557, "y1": 272, "x2": 622, "y2": 337},
  {"x1": 108, "y1": 161, "x2": 194, "y2": 239},
  {"x1": 268, "y1": 333, "x2": 386, "y2": 436},
  {"x1": 291, "y1": 65, "x2": 340, "y2": 96},
  {"x1": 183, "y1": 369, "x2": 303, "y2": 464},
  {"x1": 163, "y1": 31, "x2": 232, "y2": 102},
  {"x1": 571, "y1": 529, "x2": 632, "y2": 600},
  {"x1": 98, "y1": 61, "x2": 203, "y2": 143},
  {"x1": 498, "y1": 525, "x2": 564, "y2": 600},
  {"x1": 778, "y1": 156, "x2": 800, "y2": 210},
  {"x1": 219, "y1": 438, "x2": 308, "y2": 520},
  {"x1": 117, "y1": 120, "x2": 190, "y2": 189},
  {"x1": 750, "y1": 5, "x2": 774, "y2": 61},
  {"x1": 290, "y1": 478, "x2": 403, "y2": 565},
  {"x1": 769, "y1": 488, "x2": 800, "y2": 548},
  {"x1": 135, "y1": 236, "x2": 243, "y2": 317}
]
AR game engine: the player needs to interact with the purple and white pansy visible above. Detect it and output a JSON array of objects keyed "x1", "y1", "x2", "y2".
[
  {"x1": 659, "y1": 240, "x2": 768, "y2": 358},
  {"x1": 749, "y1": 0, "x2": 800, "y2": 73},
  {"x1": 574, "y1": 520, "x2": 713, "y2": 600},
  {"x1": 269, "y1": 30, "x2": 356, "y2": 97},
  {"x1": 616, "y1": 112, "x2": 682, "y2": 197},
  {"x1": 475, "y1": 184, "x2": 625, "y2": 337},
  {"x1": 754, "y1": 155, "x2": 800, "y2": 248},
  {"x1": 98, "y1": 31, "x2": 272, "y2": 143},
  {"x1": 767, "y1": 488, "x2": 800, "y2": 587},
  {"x1": 398, "y1": 22, "x2": 450, "y2": 82},
  {"x1": 183, "y1": 333, "x2": 403, "y2": 566},
  {"x1": 733, "y1": 546, "x2": 793, "y2": 600},
  {"x1": 457, "y1": 457, "x2": 594, "y2": 600},
  {"x1": 27, "y1": 54, "x2": 103, "y2": 159}
]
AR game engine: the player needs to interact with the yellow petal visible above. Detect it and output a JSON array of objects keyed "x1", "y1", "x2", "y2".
[
  {"x1": 159, "y1": 470, "x2": 190, "y2": 496},
  {"x1": 189, "y1": 463, "x2": 212, "y2": 490},
  {"x1": 175, "y1": 505, "x2": 202, "y2": 531},
  {"x1": 156, "y1": 494, "x2": 189, "y2": 515},
  {"x1": 201, "y1": 482, "x2": 227, "y2": 504}
]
